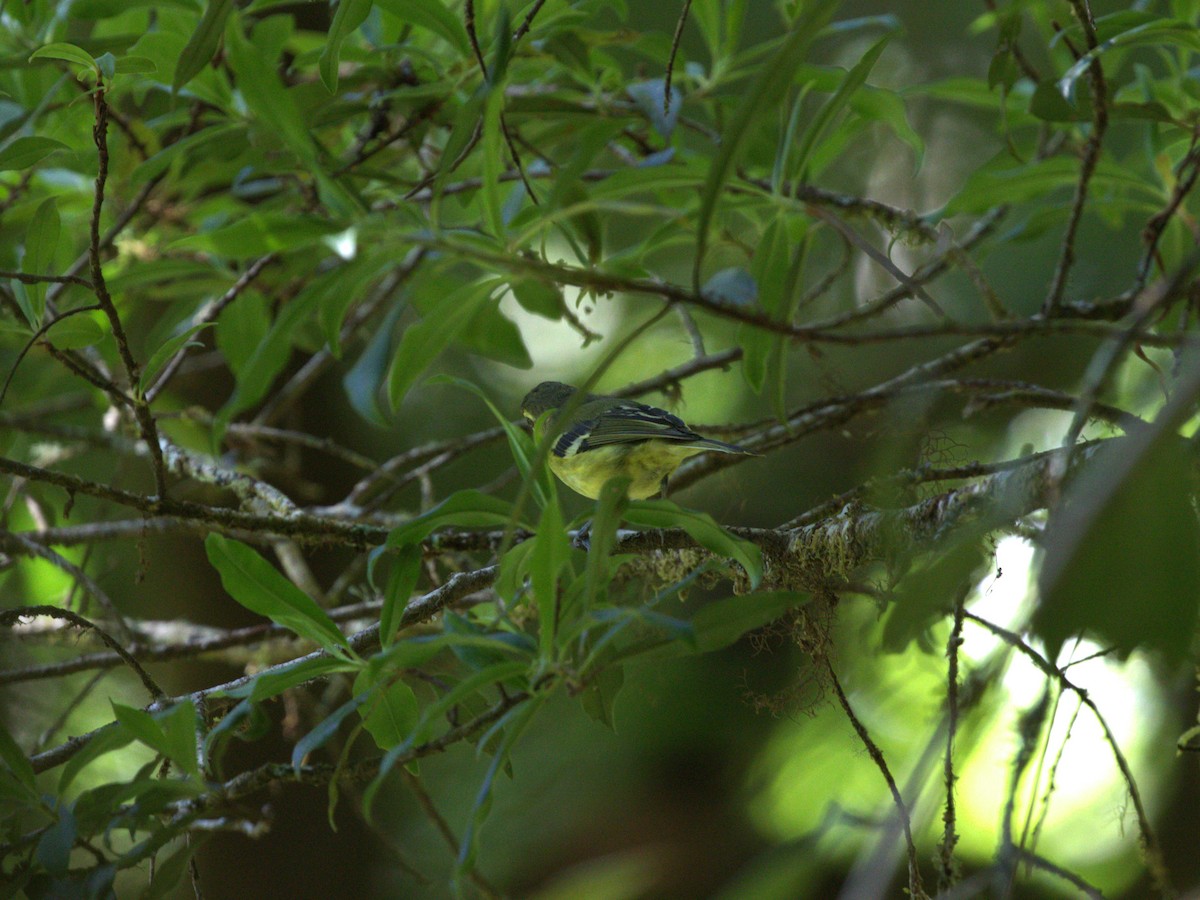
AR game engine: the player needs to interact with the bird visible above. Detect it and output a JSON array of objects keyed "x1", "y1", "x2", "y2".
[{"x1": 519, "y1": 381, "x2": 755, "y2": 501}]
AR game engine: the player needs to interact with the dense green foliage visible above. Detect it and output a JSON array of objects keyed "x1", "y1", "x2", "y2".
[{"x1": 2, "y1": 0, "x2": 1200, "y2": 896}]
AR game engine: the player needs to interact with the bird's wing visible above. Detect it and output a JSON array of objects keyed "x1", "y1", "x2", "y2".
[{"x1": 553, "y1": 401, "x2": 701, "y2": 457}]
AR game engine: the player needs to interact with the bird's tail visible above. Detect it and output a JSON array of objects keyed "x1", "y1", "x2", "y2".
[{"x1": 696, "y1": 437, "x2": 757, "y2": 456}]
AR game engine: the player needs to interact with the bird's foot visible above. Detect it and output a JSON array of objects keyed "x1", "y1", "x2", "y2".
[{"x1": 572, "y1": 520, "x2": 593, "y2": 551}]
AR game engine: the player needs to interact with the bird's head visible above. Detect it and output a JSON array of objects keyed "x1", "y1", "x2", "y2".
[{"x1": 520, "y1": 381, "x2": 577, "y2": 422}]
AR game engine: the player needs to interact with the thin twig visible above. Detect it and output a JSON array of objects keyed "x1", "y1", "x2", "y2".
[
  {"x1": 401, "y1": 770, "x2": 501, "y2": 899},
  {"x1": 938, "y1": 587, "x2": 967, "y2": 891},
  {"x1": 87, "y1": 87, "x2": 168, "y2": 497},
  {"x1": 0, "y1": 304, "x2": 102, "y2": 408},
  {"x1": 825, "y1": 657, "x2": 926, "y2": 898},
  {"x1": 146, "y1": 254, "x2": 277, "y2": 402},
  {"x1": 1043, "y1": 0, "x2": 1109, "y2": 314},
  {"x1": 964, "y1": 611, "x2": 1174, "y2": 895},
  {"x1": 511, "y1": 0, "x2": 548, "y2": 43},
  {"x1": 464, "y1": 0, "x2": 488, "y2": 73},
  {"x1": 0, "y1": 605, "x2": 163, "y2": 701},
  {"x1": 0, "y1": 532, "x2": 134, "y2": 641},
  {"x1": 664, "y1": 0, "x2": 693, "y2": 117},
  {"x1": 0, "y1": 271, "x2": 93, "y2": 289}
]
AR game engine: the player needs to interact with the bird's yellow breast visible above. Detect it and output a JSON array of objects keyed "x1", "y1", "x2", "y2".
[{"x1": 548, "y1": 441, "x2": 706, "y2": 499}]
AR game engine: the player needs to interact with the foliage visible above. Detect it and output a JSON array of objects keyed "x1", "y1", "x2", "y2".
[{"x1": 1, "y1": 0, "x2": 1199, "y2": 897}]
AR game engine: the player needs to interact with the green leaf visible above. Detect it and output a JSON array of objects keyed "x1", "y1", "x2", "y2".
[
  {"x1": 584, "y1": 476, "x2": 631, "y2": 607},
  {"x1": 379, "y1": 544, "x2": 422, "y2": 646},
  {"x1": 1058, "y1": 15, "x2": 1200, "y2": 104},
  {"x1": 385, "y1": 490, "x2": 525, "y2": 549},
  {"x1": 578, "y1": 666, "x2": 623, "y2": 731},
  {"x1": 624, "y1": 499, "x2": 763, "y2": 588},
  {"x1": 693, "y1": 0, "x2": 836, "y2": 288},
  {"x1": 213, "y1": 272, "x2": 334, "y2": 438},
  {"x1": 480, "y1": 87, "x2": 507, "y2": 239},
  {"x1": 205, "y1": 534, "x2": 351, "y2": 655},
  {"x1": 741, "y1": 215, "x2": 802, "y2": 395},
  {"x1": 320, "y1": 0, "x2": 373, "y2": 92},
  {"x1": 174, "y1": 0, "x2": 234, "y2": 91},
  {"x1": 30, "y1": 42, "x2": 97, "y2": 72},
  {"x1": 114, "y1": 55, "x2": 157, "y2": 75},
  {"x1": 530, "y1": 497, "x2": 571, "y2": 657},
  {"x1": 945, "y1": 156, "x2": 1158, "y2": 216},
  {"x1": 35, "y1": 803, "x2": 76, "y2": 875},
  {"x1": 19, "y1": 197, "x2": 59, "y2": 327},
  {"x1": 1036, "y1": 435, "x2": 1200, "y2": 664},
  {"x1": 1029, "y1": 80, "x2": 1087, "y2": 122},
  {"x1": 291, "y1": 691, "x2": 372, "y2": 770},
  {"x1": 443, "y1": 612, "x2": 537, "y2": 672},
  {"x1": 138, "y1": 323, "x2": 214, "y2": 392},
  {"x1": 46, "y1": 312, "x2": 105, "y2": 350},
  {"x1": 0, "y1": 136, "x2": 68, "y2": 171},
  {"x1": 58, "y1": 724, "x2": 134, "y2": 792},
  {"x1": 429, "y1": 87, "x2": 489, "y2": 220},
  {"x1": 791, "y1": 32, "x2": 892, "y2": 181},
  {"x1": 131, "y1": 123, "x2": 243, "y2": 186},
  {"x1": 882, "y1": 540, "x2": 986, "y2": 652},
  {"x1": 386, "y1": 280, "x2": 495, "y2": 409},
  {"x1": 233, "y1": 656, "x2": 355, "y2": 702},
  {"x1": 511, "y1": 279, "x2": 565, "y2": 320},
  {"x1": 361, "y1": 659, "x2": 528, "y2": 819},
  {"x1": 225, "y1": 14, "x2": 360, "y2": 216},
  {"x1": 72, "y1": 768, "x2": 203, "y2": 831},
  {"x1": 354, "y1": 668, "x2": 419, "y2": 751},
  {"x1": 496, "y1": 538, "x2": 536, "y2": 603},
  {"x1": 0, "y1": 719, "x2": 36, "y2": 798},
  {"x1": 318, "y1": 253, "x2": 392, "y2": 355},
  {"x1": 157, "y1": 700, "x2": 202, "y2": 777},
  {"x1": 215, "y1": 290, "x2": 269, "y2": 378},
  {"x1": 203, "y1": 700, "x2": 265, "y2": 758},
  {"x1": 142, "y1": 838, "x2": 205, "y2": 900},
  {"x1": 110, "y1": 700, "x2": 201, "y2": 777},
  {"x1": 456, "y1": 299, "x2": 532, "y2": 369},
  {"x1": 169, "y1": 214, "x2": 344, "y2": 258},
  {"x1": 429, "y1": 375, "x2": 554, "y2": 509},
  {"x1": 455, "y1": 701, "x2": 539, "y2": 881},
  {"x1": 374, "y1": 0, "x2": 471, "y2": 57},
  {"x1": 343, "y1": 300, "x2": 404, "y2": 427}
]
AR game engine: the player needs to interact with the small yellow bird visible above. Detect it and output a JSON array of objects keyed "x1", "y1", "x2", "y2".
[{"x1": 520, "y1": 381, "x2": 755, "y2": 500}]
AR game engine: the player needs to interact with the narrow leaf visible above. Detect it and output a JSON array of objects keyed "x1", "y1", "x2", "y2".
[
  {"x1": 0, "y1": 136, "x2": 68, "y2": 171},
  {"x1": 379, "y1": 544, "x2": 422, "y2": 646},
  {"x1": 624, "y1": 499, "x2": 763, "y2": 588},
  {"x1": 584, "y1": 476, "x2": 631, "y2": 607},
  {"x1": 291, "y1": 691, "x2": 373, "y2": 770},
  {"x1": 428, "y1": 375, "x2": 555, "y2": 509},
  {"x1": 320, "y1": 0, "x2": 373, "y2": 92},
  {"x1": 30, "y1": 42, "x2": 97, "y2": 71},
  {"x1": 386, "y1": 280, "x2": 494, "y2": 409},
  {"x1": 693, "y1": 0, "x2": 836, "y2": 289},
  {"x1": 374, "y1": 0, "x2": 472, "y2": 57},
  {"x1": 205, "y1": 534, "x2": 351, "y2": 654},
  {"x1": 21, "y1": 197, "x2": 59, "y2": 326},
  {"x1": 354, "y1": 669, "x2": 419, "y2": 751},
  {"x1": 791, "y1": 32, "x2": 892, "y2": 180},
  {"x1": 0, "y1": 719, "x2": 35, "y2": 795},
  {"x1": 138, "y1": 323, "x2": 214, "y2": 392},
  {"x1": 385, "y1": 490, "x2": 524, "y2": 549},
  {"x1": 530, "y1": 497, "x2": 570, "y2": 657},
  {"x1": 174, "y1": 0, "x2": 235, "y2": 91}
]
